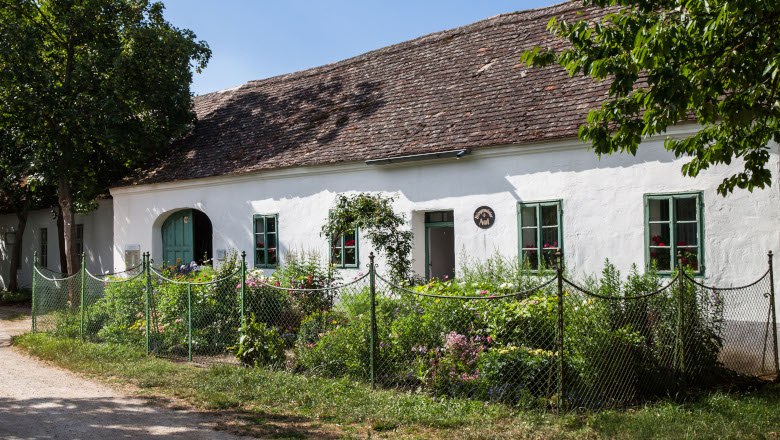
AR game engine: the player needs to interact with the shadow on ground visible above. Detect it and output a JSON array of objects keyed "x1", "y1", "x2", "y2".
[
  {"x1": 0, "y1": 395, "x2": 343, "y2": 439},
  {"x1": 0, "y1": 396, "x2": 238, "y2": 439}
]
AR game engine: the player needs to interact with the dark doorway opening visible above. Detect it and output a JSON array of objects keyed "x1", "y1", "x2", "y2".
[
  {"x1": 425, "y1": 210, "x2": 455, "y2": 280},
  {"x1": 192, "y1": 210, "x2": 213, "y2": 265}
]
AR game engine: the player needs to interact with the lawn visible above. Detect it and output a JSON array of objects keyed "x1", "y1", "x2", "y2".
[{"x1": 13, "y1": 333, "x2": 780, "y2": 439}]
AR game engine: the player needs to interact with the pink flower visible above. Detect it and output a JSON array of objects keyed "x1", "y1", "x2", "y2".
[{"x1": 444, "y1": 332, "x2": 468, "y2": 350}]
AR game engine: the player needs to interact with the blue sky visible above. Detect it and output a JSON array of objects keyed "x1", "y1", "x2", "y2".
[{"x1": 163, "y1": 1, "x2": 561, "y2": 95}]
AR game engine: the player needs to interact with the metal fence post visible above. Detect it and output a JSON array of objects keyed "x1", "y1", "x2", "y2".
[
  {"x1": 768, "y1": 250, "x2": 779, "y2": 379},
  {"x1": 676, "y1": 252, "x2": 686, "y2": 377},
  {"x1": 369, "y1": 252, "x2": 377, "y2": 389},
  {"x1": 80, "y1": 253, "x2": 86, "y2": 340},
  {"x1": 144, "y1": 252, "x2": 151, "y2": 355},
  {"x1": 555, "y1": 250, "x2": 564, "y2": 415},
  {"x1": 240, "y1": 251, "x2": 246, "y2": 329},
  {"x1": 31, "y1": 252, "x2": 37, "y2": 333},
  {"x1": 187, "y1": 283, "x2": 193, "y2": 363}
]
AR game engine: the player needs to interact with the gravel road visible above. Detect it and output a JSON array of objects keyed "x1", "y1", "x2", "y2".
[{"x1": 0, "y1": 306, "x2": 243, "y2": 439}]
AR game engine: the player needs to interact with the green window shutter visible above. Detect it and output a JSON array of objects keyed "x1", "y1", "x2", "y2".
[
  {"x1": 517, "y1": 200, "x2": 563, "y2": 271},
  {"x1": 644, "y1": 192, "x2": 704, "y2": 275}
]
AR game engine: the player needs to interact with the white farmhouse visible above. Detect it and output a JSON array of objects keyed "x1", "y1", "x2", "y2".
[{"x1": 1, "y1": 2, "x2": 778, "y2": 294}]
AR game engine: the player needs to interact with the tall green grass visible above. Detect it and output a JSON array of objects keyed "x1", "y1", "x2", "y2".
[{"x1": 13, "y1": 333, "x2": 780, "y2": 439}]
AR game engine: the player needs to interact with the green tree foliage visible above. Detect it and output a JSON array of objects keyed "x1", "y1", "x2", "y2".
[
  {"x1": 521, "y1": 0, "x2": 780, "y2": 195},
  {"x1": 0, "y1": 0, "x2": 210, "y2": 273},
  {"x1": 322, "y1": 193, "x2": 413, "y2": 281}
]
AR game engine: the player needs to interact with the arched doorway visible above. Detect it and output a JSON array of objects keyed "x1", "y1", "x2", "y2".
[{"x1": 161, "y1": 209, "x2": 213, "y2": 266}]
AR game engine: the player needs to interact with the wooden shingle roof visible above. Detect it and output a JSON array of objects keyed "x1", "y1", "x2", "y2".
[{"x1": 129, "y1": 1, "x2": 608, "y2": 186}]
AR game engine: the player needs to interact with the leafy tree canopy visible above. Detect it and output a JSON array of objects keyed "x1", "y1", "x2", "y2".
[
  {"x1": 322, "y1": 193, "x2": 413, "y2": 281},
  {"x1": 522, "y1": 0, "x2": 779, "y2": 195},
  {"x1": 0, "y1": 0, "x2": 210, "y2": 272}
]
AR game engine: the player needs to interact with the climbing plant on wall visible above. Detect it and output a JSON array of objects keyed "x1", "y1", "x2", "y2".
[{"x1": 322, "y1": 193, "x2": 413, "y2": 281}]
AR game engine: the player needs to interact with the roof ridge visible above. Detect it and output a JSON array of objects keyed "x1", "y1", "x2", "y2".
[{"x1": 210, "y1": 1, "x2": 577, "y2": 96}]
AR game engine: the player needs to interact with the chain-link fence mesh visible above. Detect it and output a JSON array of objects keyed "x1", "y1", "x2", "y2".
[
  {"x1": 686, "y1": 271, "x2": 777, "y2": 379},
  {"x1": 371, "y1": 274, "x2": 560, "y2": 409},
  {"x1": 247, "y1": 275, "x2": 372, "y2": 376},
  {"x1": 31, "y1": 252, "x2": 779, "y2": 413},
  {"x1": 147, "y1": 266, "x2": 242, "y2": 363},
  {"x1": 82, "y1": 265, "x2": 145, "y2": 342},
  {"x1": 32, "y1": 266, "x2": 80, "y2": 335}
]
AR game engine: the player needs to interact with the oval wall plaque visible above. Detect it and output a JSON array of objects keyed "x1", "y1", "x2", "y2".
[{"x1": 473, "y1": 206, "x2": 495, "y2": 229}]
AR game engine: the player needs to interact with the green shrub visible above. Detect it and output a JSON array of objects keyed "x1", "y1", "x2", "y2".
[
  {"x1": 275, "y1": 251, "x2": 338, "y2": 317},
  {"x1": 90, "y1": 277, "x2": 146, "y2": 345},
  {"x1": 477, "y1": 345, "x2": 557, "y2": 407},
  {"x1": 231, "y1": 314, "x2": 286, "y2": 368},
  {"x1": 50, "y1": 310, "x2": 81, "y2": 338},
  {"x1": 245, "y1": 282, "x2": 298, "y2": 332},
  {"x1": 482, "y1": 293, "x2": 557, "y2": 351},
  {"x1": 459, "y1": 252, "x2": 555, "y2": 291},
  {"x1": 420, "y1": 331, "x2": 486, "y2": 398},
  {"x1": 297, "y1": 310, "x2": 348, "y2": 346},
  {"x1": 296, "y1": 315, "x2": 371, "y2": 379},
  {"x1": 0, "y1": 289, "x2": 31, "y2": 304}
]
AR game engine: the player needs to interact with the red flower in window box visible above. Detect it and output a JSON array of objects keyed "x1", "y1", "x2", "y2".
[
  {"x1": 345, "y1": 239, "x2": 356, "y2": 247},
  {"x1": 677, "y1": 241, "x2": 687, "y2": 246},
  {"x1": 256, "y1": 241, "x2": 265, "y2": 248}
]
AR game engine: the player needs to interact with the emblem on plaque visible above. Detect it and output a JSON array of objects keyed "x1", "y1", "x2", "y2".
[{"x1": 473, "y1": 206, "x2": 495, "y2": 229}]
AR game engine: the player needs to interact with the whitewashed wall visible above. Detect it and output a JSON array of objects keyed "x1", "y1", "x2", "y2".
[
  {"x1": 0, "y1": 200, "x2": 114, "y2": 290},
  {"x1": 109, "y1": 127, "x2": 780, "y2": 300}
]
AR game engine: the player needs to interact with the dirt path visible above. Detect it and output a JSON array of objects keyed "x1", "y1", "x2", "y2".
[{"x1": 0, "y1": 306, "x2": 243, "y2": 439}]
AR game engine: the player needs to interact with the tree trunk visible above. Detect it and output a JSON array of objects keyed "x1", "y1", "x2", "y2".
[
  {"x1": 7, "y1": 200, "x2": 29, "y2": 292},
  {"x1": 57, "y1": 177, "x2": 77, "y2": 276},
  {"x1": 56, "y1": 205, "x2": 67, "y2": 273}
]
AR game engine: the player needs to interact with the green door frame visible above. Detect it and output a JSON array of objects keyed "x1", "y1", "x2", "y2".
[{"x1": 424, "y1": 221, "x2": 455, "y2": 279}]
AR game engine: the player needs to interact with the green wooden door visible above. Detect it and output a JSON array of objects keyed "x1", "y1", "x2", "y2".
[{"x1": 162, "y1": 209, "x2": 194, "y2": 266}]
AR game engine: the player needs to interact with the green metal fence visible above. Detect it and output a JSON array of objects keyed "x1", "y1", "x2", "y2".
[{"x1": 31, "y1": 250, "x2": 779, "y2": 413}]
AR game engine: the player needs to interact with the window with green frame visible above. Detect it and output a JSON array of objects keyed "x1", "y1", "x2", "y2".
[
  {"x1": 331, "y1": 229, "x2": 358, "y2": 268},
  {"x1": 253, "y1": 214, "x2": 278, "y2": 268},
  {"x1": 518, "y1": 201, "x2": 562, "y2": 270},
  {"x1": 645, "y1": 192, "x2": 703, "y2": 274}
]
